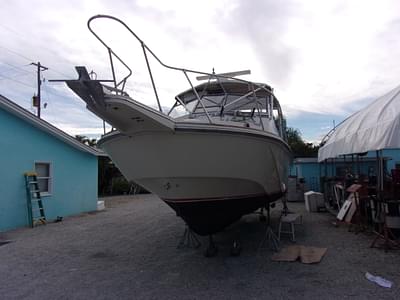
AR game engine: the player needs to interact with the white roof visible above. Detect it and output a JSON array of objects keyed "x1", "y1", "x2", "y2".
[
  {"x1": 293, "y1": 157, "x2": 318, "y2": 164},
  {"x1": 0, "y1": 94, "x2": 105, "y2": 157},
  {"x1": 318, "y1": 85, "x2": 400, "y2": 162}
]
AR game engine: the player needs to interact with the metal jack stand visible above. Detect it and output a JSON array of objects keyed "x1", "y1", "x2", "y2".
[
  {"x1": 258, "y1": 208, "x2": 267, "y2": 222},
  {"x1": 204, "y1": 235, "x2": 218, "y2": 257},
  {"x1": 177, "y1": 225, "x2": 201, "y2": 249},
  {"x1": 259, "y1": 205, "x2": 280, "y2": 251},
  {"x1": 370, "y1": 222, "x2": 400, "y2": 252}
]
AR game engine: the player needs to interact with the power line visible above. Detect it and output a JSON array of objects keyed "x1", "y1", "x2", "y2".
[
  {"x1": 0, "y1": 30, "x2": 75, "y2": 79},
  {"x1": 0, "y1": 45, "x2": 33, "y2": 62},
  {"x1": 1, "y1": 61, "x2": 35, "y2": 74},
  {"x1": 0, "y1": 26, "x2": 76, "y2": 79},
  {"x1": 46, "y1": 67, "x2": 73, "y2": 79},
  {"x1": 2, "y1": 58, "x2": 72, "y2": 86},
  {"x1": 0, "y1": 23, "x2": 26, "y2": 39},
  {"x1": 0, "y1": 21, "x2": 79, "y2": 77},
  {"x1": 0, "y1": 60, "x2": 75, "y2": 116},
  {"x1": 40, "y1": 79, "x2": 74, "y2": 99},
  {"x1": 0, "y1": 71, "x2": 34, "y2": 81},
  {"x1": 0, "y1": 73, "x2": 35, "y2": 88}
]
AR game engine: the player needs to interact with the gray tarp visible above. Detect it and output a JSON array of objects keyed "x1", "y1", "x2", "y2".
[{"x1": 318, "y1": 85, "x2": 400, "y2": 162}]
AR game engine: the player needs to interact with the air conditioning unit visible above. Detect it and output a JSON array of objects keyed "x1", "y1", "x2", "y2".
[{"x1": 304, "y1": 191, "x2": 325, "y2": 212}]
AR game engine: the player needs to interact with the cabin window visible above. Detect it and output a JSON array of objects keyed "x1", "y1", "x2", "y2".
[{"x1": 35, "y1": 162, "x2": 52, "y2": 196}]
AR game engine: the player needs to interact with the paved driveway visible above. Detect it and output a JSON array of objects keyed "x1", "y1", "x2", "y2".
[{"x1": 1, "y1": 194, "x2": 399, "y2": 299}]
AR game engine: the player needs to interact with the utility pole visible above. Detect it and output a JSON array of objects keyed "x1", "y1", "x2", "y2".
[{"x1": 31, "y1": 62, "x2": 48, "y2": 118}]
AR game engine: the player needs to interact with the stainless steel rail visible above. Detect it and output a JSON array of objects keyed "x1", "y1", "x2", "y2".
[{"x1": 87, "y1": 14, "x2": 286, "y2": 138}]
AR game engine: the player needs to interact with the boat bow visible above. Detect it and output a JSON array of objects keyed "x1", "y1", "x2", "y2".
[{"x1": 66, "y1": 66, "x2": 175, "y2": 134}]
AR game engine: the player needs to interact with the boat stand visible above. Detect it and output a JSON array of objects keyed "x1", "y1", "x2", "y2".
[
  {"x1": 257, "y1": 208, "x2": 267, "y2": 222},
  {"x1": 204, "y1": 235, "x2": 218, "y2": 257},
  {"x1": 177, "y1": 225, "x2": 201, "y2": 249},
  {"x1": 370, "y1": 222, "x2": 400, "y2": 252},
  {"x1": 259, "y1": 205, "x2": 280, "y2": 252}
]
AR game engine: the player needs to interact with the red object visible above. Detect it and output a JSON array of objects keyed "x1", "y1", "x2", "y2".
[{"x1": 392, "y1": 169, "x2": 400, "y2": 185}]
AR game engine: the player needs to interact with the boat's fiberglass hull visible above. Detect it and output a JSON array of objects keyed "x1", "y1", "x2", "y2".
[
  {"x1": 99, "y1": 127, "x2": 290, "y2": 235},
  {"x1": 65, "y1": 68, "x2": 291, "y2": 235}
]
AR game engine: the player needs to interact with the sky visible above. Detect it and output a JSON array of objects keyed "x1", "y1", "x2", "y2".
[{"x1": 1, "y1": 0, "x2": 400, "y2": 143}]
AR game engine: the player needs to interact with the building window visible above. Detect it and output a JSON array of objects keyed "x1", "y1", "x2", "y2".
[{"x1": 35, "y1": 162, "x2": 52, "y2": 195}]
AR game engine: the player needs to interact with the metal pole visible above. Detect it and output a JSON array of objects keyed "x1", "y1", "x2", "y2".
[
  {"x1": 183, "y1": 71, "x2": 212, "y2": 123},
  {"x1": 343, "y1": 155, "x2": 346, "y2": 178},
  {"x1": 31, "y1": 62, "x2": 48, "y2": 118},
  {"x1": 376, "y1": 150, "x2": 380, "y2": 196},
  {"x1": 380, "y1": 152, "x2": 382, "y2": 193},
  {"x1": 141, "y1": 43, "x2": 162, "y2": 113},
  {"x1": 37, "y1": 62, "x2": 41, "y2": 118}
]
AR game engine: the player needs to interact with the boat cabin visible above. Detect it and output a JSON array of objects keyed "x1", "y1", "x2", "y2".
[{"x1": 168, "y1": 79, "x2": 286, "y2": 138}]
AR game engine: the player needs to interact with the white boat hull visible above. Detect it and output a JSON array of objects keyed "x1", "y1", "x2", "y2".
[
  {"x1": 99, "y1": 126, "x2": 291, "y2": 234},
  {"x1": 65, "y1": 67, "x2": 292, "y2": 235}
]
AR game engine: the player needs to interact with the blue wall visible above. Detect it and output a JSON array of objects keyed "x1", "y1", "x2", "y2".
[
  {"x1": 291, "y1": 150, "x2": 400, "y2": 193},
  {"x1": 366, "y1": 149, "x2": 400, "y2": 171},
  {"x1": 0, "y1": 109, "x2": 98, "y2": 231},
  {"x1": 290, "y1": 161, "x2": 321, "y2": 191}
]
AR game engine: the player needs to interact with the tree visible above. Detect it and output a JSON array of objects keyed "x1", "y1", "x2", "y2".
[
  {"x1": 286, "y1": 127, "x2": 319, "y2": 157},
  {"x1": 75, "y1": 135, "x2": 97, "y2": 146},
  {"x1": 74, "y1": 135, "x2": 146, "y2": 195}
]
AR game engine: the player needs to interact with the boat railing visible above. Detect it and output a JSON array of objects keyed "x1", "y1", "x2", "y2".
[{"x1": 87, "y1": 15, "x2": 285, "y2": 137}]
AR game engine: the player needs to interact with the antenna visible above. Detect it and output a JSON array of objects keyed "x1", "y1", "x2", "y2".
[{"x1": 196, "y1": 69, "x2": 251, "y2": 81}]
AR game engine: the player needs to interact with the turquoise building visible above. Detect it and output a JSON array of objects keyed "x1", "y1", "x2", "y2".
[
  {"x1": 290, "y1": 158, "x2": 321, "y2": 192},
  {"x1": 291, "y1": 152, "x2": 400, "y2": 193},
  {"x1": 0, "y1": 95, "x2": 104, "y2": 231}
]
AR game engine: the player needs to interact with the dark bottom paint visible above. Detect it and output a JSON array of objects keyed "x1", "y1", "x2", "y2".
[{"x1": 164, "y1": 192, "x2": 284, "y2": 236}]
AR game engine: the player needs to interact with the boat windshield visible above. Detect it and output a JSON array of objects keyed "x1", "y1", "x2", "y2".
[
  {"x1": 169, "y1": 80, "x2": 276, "y2": 119},
  {"x1": 168, "y1": 79, "x2": 286, "y2": 138}
]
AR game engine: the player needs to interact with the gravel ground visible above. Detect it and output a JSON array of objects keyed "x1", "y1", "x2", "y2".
[{"x1": 1, "y1": 194, "x2": 400, "y2": 299}]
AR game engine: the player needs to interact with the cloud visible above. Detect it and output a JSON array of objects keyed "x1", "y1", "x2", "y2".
[
  {"x1": 220, "y1": 0, "x2": 298, "y2": 86},
  {"x1": 1, "y1": 0, "x2": 400, "y2": 143},
  {"x1": 280, "y1": 1, "x2": 400, "y2": 115}
]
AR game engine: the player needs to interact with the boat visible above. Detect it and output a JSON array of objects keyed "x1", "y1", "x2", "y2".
[{"x1": 62, "y1": 15, "x2": 292, "y2": 236}]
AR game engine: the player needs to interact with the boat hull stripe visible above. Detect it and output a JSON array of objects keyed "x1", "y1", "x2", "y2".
[{"x1": 162, "y1": 193, "x2": 268, "y2": 203}]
